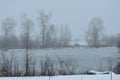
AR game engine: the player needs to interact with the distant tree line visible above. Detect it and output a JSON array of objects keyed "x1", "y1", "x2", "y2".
[
  {"x1": 0, "y1": 11, "x2": 72, "y2": 50},
  {"x1": 0, "y1": 12, "x2": 120, "y2": 50}
]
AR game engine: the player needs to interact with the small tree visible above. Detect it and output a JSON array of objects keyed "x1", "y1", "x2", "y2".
[
  {"x1": 57, "y1": 57, "x2": 78, "y2": 75},
  {"x1": 40, "y1": 56, "x2": 55, "y2": 76}
]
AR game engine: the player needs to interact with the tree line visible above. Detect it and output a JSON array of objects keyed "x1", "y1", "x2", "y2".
[
  {"x1": 0, "y1": 11, "x2": 120, "y2": 50},
  {"x1": 0, "y1": 11, "x2": 72, "y2": 50}
]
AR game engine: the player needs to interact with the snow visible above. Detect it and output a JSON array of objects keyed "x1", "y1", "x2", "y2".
[
  {"x1": 0, "y1": 47, "x2": 120, "y2": 79},
  {"x1": 0, "y1": 47, "x2": 120, "y2": 73},
  {"x1": 0, "y1": 75, "x2": 120, "y2": 80},
  {"x1": 32, "y1": 47, "x2": 120, "y2": 72}
]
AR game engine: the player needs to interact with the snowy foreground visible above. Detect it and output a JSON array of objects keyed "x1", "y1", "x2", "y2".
[{"x1": 0, "y1": 75, "x2": 120, "y2": 80}]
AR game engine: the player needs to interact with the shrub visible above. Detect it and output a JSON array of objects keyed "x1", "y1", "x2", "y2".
[{"x1": 114, "y1": 62, "x2": 120, "y2": 74}]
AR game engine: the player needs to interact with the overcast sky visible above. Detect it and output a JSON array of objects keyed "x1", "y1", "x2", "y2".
[{"x1": 0, "y1": 0, "x2": 120, "y2": 40}]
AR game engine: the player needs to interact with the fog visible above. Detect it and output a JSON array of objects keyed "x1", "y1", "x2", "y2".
[{"x1": 0, "y1": 0, "x2": 120, "y2": 40}]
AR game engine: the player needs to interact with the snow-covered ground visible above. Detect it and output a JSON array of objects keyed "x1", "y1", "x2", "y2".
[
  {"x1": 21, "y1": 47, "x2": 120, "y2": 72},
  {"x1": 0, "y1": 75, "x2": 120, "y2": 80},
  {"x1": 0, "y1": 47, "x2": 120, "y2": 79},
  {"x1": 0, "y1": 47, "x2": 120, "y2": 73}
]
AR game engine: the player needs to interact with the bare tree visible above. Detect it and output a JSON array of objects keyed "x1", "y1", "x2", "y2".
[
  {"x1": 21, "y1": 13, "x2": 34, "y2": 76},
  {"x1": 1, "y1": 18, "x2": 16, "y2": 50},
  {"x1": 85, "y1": 17, "x2": 104, "y2": 48},
  {"x1": 59, "y1": 25, "x2": 72, "y2": 47},
  {"x1": 63, "y1": 25, "x2": 72, "y2": 47},
  {"x1": 37, "y1": 11, "x2": 52, "y2": 48},
  {"x1": 21, "y1": 13, "x2": 34, "y2": 49},
  {"x1": 46, "y1": 24, "x2": 57, "y2": 48}
]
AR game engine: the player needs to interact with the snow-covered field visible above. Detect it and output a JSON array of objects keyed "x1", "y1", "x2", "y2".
[
  {"x1": 22, "y1": 47, "x2": 120, "y2": 71},
  {"x1": 0, "y1": 75, "x2": 120, "y2": 80},
  {"x1": 43, "y1": 47, "x2": 119, "y2": 71},
  {"x1": 0, "y1": 47, "x2": 120, "y2": 79},
  {"x1": 1, "y1": 47, "x2": 120, "y2": 73}
]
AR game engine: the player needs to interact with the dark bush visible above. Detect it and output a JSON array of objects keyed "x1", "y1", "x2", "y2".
[{"x1": 114, "y1": 62, "x2": 120, "y2": 74}]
